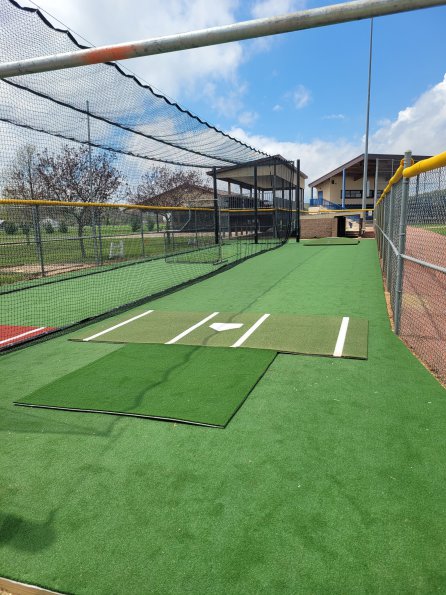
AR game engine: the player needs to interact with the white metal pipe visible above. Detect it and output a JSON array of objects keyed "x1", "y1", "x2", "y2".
[{"x1": 0, "y1": 0, "x2": 445, "y2": 78}]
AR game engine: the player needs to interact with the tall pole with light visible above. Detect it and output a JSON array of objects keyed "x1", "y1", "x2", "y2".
[{"x1": 361, "y1": 17, "x2": 373, "y2": 233}]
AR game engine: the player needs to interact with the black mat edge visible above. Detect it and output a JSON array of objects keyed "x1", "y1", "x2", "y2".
[{"x1": 13, "y1": 402, "x2": 224, "y2": 429}]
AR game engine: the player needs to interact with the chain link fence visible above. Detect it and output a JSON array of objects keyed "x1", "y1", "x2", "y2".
[{"x1": 375, "y1": 151, "x2": 446, "y2": 386}]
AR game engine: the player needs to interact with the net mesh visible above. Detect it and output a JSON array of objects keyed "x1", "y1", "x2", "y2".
[
  {"x1": 375, "y1": 163, "x2": 446, "y2": 386},
  {"x1": 0, "y1": 0, "x2": 297, "y2": 351}
]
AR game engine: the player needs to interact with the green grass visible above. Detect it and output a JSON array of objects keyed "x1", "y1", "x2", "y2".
[
  {"x1": 422, "y1": 224, "x2": 446, "y2": 236},
  {"x1": 1, "y1": 240, "x2": 446, "y2": 594}
]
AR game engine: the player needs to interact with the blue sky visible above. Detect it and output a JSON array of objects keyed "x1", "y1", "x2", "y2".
[{"x1": 17, "y1": 0, "x2": 446, "y2": 183}]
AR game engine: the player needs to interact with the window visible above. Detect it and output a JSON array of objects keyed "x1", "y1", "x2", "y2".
[{"x1": 341, "y1": 190, "x2": 362, "y2": 198}]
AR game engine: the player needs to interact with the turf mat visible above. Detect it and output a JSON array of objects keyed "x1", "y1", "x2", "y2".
[
  {"x1": 15, "y1": 343, "x2": 276, "y2": 428},
  {"x1": 72, "y1": 312, "x2": 368, "y2": 359},
  {"x1": 302, "y1": 238, "x2": 359, "y2": 245}
]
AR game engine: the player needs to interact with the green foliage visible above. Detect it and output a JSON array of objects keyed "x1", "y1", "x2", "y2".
[
  {"x1": 44, "y1": 222, "x2": 55, "y2": 234},
  {"x1": 59, "y1": 221, "x2": 69, "y2": 233},
  {"x1": 130, "y1": 215, "x2": 141, "y2": 232},
  {"x1": 4, "y1": 221, "x2": 18, "y2": 235},
  {"x1": 20, "y1": 222, "x2": 32, "y2": 236},
  {"x1": 146, "y1": 219, "x2": 155, "y2": 231}
]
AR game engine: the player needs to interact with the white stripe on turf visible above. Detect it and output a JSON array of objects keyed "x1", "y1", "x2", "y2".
[
  {"x1": 83, "y1": 310, "x2": 154, "y2": 341},
  {"x1": 165, "y1": 312, "x2": 219, "y2": 344},
  {"x1": 0, "y1": 326, "x2": 47, "y2": 345},
  {"x1": 231, "y1": 314, "x2": 270, "y2": 348},
  {"x1": 333, "y1": 316, "x2": 350, "y2": 357}
]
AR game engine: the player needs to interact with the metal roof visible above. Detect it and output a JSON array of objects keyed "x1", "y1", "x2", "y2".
[{"x1": 309, "y1": 153, "x2": 431, "y2": 188}]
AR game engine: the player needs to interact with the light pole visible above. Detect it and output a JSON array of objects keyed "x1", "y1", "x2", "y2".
[{"x1": 361, "y1": 17, "x2": 373, "y2": 233}]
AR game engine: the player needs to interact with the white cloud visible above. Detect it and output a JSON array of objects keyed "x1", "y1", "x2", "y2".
[
  {"x1": 292, "y1": 85, "x2": 311, "y2": 109},
  {"x1": 203, "y1": 81, "x2": 248, "y2": 119},
  {"x1": 20, "y1": 0, "x2": 243, "y2": 98},
  {"x1": 273, "y1": 104, "x2": 283, "y2": 112},
  {"x1": 251, "y1": 0, "x2": 306, "y2": 19},
  {"x1": 227, "y1": 126, "x2": 358, "y2": 189},
  {"x1": 322, "y1": 114, "x2": 345, "y2": 120},
  {"x1": 227, "y1": 74, "x2": 446, "y2": 194},
  {"x1": 370, "y1": 74, "x2": 446, "y2": 156},
  {"x1": 238, "y1": 111, "x2": 258, "y2": 126}
]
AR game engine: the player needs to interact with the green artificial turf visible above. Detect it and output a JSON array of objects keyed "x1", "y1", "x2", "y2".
[
  {"x1": 16, "y1": 343, "x2": 276, "y2": 428},
  {"x1": 1, "y1": 240, "x2": 446, "y2": 594},
  {"x1": 302, "y1": 237, "x2": 359, "y2": 245},
  {"x1": 73, "y1": 311, "x2": 368, "y2": 359}
]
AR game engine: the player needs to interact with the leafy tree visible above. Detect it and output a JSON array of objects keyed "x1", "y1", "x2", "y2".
[
  {"x1": 43, "y1": 221, "x2": 55, "y2": 234},
  {"x1": 4, "y1": 221, "x2": 18, "y2": 235},
  {"x1": 59, "y1": 221, "x2": 69, "y2": 233}
]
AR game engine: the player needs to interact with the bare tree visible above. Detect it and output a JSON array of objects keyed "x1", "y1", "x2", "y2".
[
  {"x1": 2, "y1": 146, "x2": 44, "y2": 244},
  {"x1": 3, "y1": 145, "x2": 44, "y2": 201},
  {"x1": 133, "y1": 165, "x2": 208, "y2": 229},
  {"x1": 35, "y1": 145, "x2": 123, "y2": 256}
]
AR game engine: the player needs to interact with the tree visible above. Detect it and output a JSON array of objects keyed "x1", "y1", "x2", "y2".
[
  {"x1": 35, "y1": 145, "x2": 124, "y2": 257},
  {"x1": 3, "y1": 146, "x2": 43, "y2": 244},
  {"x1": 132, "y1": 165, "x2": 208, "y2": 229},
  {"x1": 3, "y1": 144, "x2": 125, "y2": 257},
  {"x1": 3, "y1": 145, "x2": 44, "y2": 201}
]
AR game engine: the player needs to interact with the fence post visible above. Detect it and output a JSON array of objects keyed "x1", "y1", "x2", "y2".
[
  {"x1": 140, "y1": 210, "x2": 145, "y2": 258},
  {"x1": 32, "y1": 204, "x2": 45, "y2": 277},
  {"x1": 393, "y1": 150, "x2": 411, "y2": 335},
  {"x1": 272, "y1": 161, "x2": 277, "y2": 239},
  {"x1": 91, "y1": 208, "x2": 100, "y2": 266},
  {"x1": 212, "y1": 167, "x2": 220, "y2": 245},
  {"x1": 254, "y1": 165, "x2": 258, "y2": 244},
  {"x1": 295, "y1": 159, "x2": 300, "y2": 242},
  {"x1": 385, "y1": 186, "x2": 393, "y2": 290}
]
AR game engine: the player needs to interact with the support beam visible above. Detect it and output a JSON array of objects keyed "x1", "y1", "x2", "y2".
[
  {"x1": 374, "y1": 157, "x2": 379, "y2": 207},
  {"x1": 212, "y1": 167, "x2": 220, "y2": 245},
  {"x1": 254, "y1": 166, "x2": 259, "y2": 244},
  {"x1": 295, "y1": 159, "x2": 300, "y2": 242},
  {"x1": 0, "y1": 0, "x2": 444, "y2": 78},
  {"x1": 341, "y1": 168, "x2": 346, "y2": 209}
]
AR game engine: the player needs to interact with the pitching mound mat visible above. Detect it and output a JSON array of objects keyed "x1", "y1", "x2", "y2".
[{"x1": 302, "y1": 238, "x2": 359, "y2": 246}]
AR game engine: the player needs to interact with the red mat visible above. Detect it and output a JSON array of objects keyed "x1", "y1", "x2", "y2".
[{"x1": 0, "y1": 325, "x2": 55, "y2": 348}]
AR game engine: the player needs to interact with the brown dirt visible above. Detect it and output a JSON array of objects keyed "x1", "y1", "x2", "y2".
[
  {"x1": 0, "y1": 263, "x2": 95, "y2": 276},
  {"x1": 387, "y1": 226, "x2": 446, "y2": 387}
]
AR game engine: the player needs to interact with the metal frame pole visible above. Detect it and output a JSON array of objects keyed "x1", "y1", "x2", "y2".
[
  {"x1": 254, "y1": 165, "x2": 258, "y2": 244},
  {"x1": 361, "y1": 18, "x2": 373, "y2": 234},
  {"x1": 32, "y1": 204, "x2": 45, "y2": 277},
  {"x1": 394, "y1": 150, "x2": 412, "y2": 335},
  {"x1": 212, "y1": 167, "x2": 220, "y2": 245},
  {"x1": 1, "y1": 1, "x2": 444, "y2": 78},
  {"x1": 86, "y1": 101, "x2": 100, "y2": 266},
  {"x1": 295, "y1": 159, "x2": 301, "y2": 242},
  {"x1": 272, "y1": 161, "x2": 277, "y2": 239},
  {"x1": 385, "y1": 186, "x2": 393, "y2": 289},
  {"x1": 374, "y1": 157, "x2": 379, "y2": 207},
  {"x1": 140, "y1": 210, "x2": 145, "y2": 257}
]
